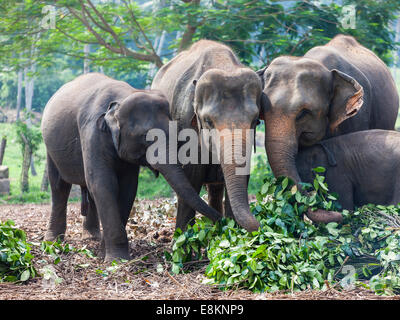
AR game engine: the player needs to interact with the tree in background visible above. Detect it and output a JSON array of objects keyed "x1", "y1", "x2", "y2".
[{"x1": 15, "y1": 117, "x2": 42, "y2": 193}]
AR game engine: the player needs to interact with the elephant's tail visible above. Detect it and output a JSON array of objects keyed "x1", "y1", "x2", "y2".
[{"x1": 81, "y1": 186, "x2": 89, "y2": 216}]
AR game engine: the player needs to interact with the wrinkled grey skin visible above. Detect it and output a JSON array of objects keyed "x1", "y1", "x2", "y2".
[
  {"x1": 41, "y1": 73, "x2": 221, "y2": 261},
  {"x1": 296, "y1": 130, "x2": 400, "y2": 210},
  {"x1": 258, "y1": 34, "x2": 399, "y2": 187},
  {"x1": 152, "y1": 40, "x2": 263, "y2": 232}
]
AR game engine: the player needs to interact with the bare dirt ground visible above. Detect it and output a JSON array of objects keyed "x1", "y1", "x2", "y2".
[{"x1": 0, "y1": 200, "x2": 398, "y2": 300}]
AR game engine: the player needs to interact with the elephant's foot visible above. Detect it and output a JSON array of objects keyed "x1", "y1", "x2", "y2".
[
  {"x1": 99, "y1": 239, "x2": 130, "y2": 262},
  {"x1": 104, "y1": 249, "x2": 131, "y2": 262},
  {"x1": 44, "y1": 229, "x2": 65, "y2": 242},
  {"x1": 81, "y1": 227, "x2": 101, "y2": 241},
  {"x1": 82, "y1": 214, "x2": 101, "y2": 240}
]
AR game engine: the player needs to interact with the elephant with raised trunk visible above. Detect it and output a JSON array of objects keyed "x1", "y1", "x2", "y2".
[
  {"x1": 41, "y1": 73, "x2": 221, "y2": 262},
  {"x1": 151, "y1": 40, "x2": 263, "y2": 232},
  {"x1": 257, "y1": 35, "x2": 399, "y2": 218}
]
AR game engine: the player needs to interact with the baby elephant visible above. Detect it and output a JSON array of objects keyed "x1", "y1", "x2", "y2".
[
  {"x1": 41, "y1": 73, "x2": 221, "y2": 262},
  {"x1": 296, "y1": 129, "x2": 400, "y2": 210}
]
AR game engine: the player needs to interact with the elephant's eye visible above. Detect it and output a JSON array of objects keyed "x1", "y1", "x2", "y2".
[{"x1": 296, "y1": 108, "x2": 312, "y2": 121}]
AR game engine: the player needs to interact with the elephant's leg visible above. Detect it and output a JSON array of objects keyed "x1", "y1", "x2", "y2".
[
  {"x1": 109, "y1": 166, "x2": 139, "y2": 261},
  {"x1": 81, "y1": 187, "x2": 101, "y2": 241},
  {"x1": 117, "y1": 165, "x2": 139, "y2": 227},
  {"x1": 206, "y1": 184, "x2": 224, "y2": 214},
  {"x1": 86, "y1": 168, "x2": 130, "y2": 261},
  {"x1": 45, "y1": 155, "x2": 72, "y2": 241},
  {"x1": 175, "y1": 165, "x2": 205, "y2": 230},
  {"x1": 97, "y1": 167, "x2": 138, "y2": 260}
]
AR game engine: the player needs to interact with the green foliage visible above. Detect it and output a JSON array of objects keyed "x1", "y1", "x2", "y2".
[
  {"x1": 168, "y1": 172, "x2": 400, "y2": 295},
  {"x1": 248, "y1": 152, "x2": 270, "y2": 195},
  {"x1": 15, "y1": 118, "x2": 42, "y2": 156},
  {"x1": 1, "y1": 0, "x2": 399, "y2": 74},
  {"x1": 137, "y1": 167, "x2": 172, "y2": 199},
  {"x1": 0, "y1": 218, "x2": 95, "y2": 284},
  {"x1": 39, "y1": 239, "x2": 95, "y2": 265},
  {"x1": 341, "y1": 205, "x2": 400, "y2": 295},
  {"x1": 0, "y1": 123, "x2": 50, "y2": 203},
  {"x1": 0, "y1": 220, "x2": 36, "y2": 282}
]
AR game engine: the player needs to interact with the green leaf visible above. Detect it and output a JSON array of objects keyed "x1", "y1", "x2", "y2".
[
  {"x1": 282, "y1": 177, "x2": 289, "y2": 190},
  {"x1": 175, "y1": 234, "x2": 186, "y2": 247},
  {"x1": 19, "y1": 270, "x2": 30, "y2": 282},
  {"x1": 219, "y1": 240, "x2": 230, "y2": 248}
]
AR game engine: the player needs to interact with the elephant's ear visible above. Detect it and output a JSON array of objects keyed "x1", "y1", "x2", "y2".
[
  {"x1": 96, "y1": 113, "x2": 109, "y2": 132},
  {"x1": 258, "y1": 92, "x2": 271, "y2": 121},
  {"x1": 96, "y1": 101, "x2": 120, "y2": 132},
  {"x1": 256, "y1": 66, "x2": 268, "y2": 88},
  {"x1": 102, "y1": 101, "x2": 121, "y2": 151},
  {"x1": 317, "y1": 142, "x2": 337, "y2": 167},
  {"x1": 329, "y1": 69, "x2": 364, "y2": 133}
]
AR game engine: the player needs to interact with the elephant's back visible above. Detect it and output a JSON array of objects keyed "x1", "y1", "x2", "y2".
[
  {"x1": 327, "y1": 36, "x2": 398, "y2": 118},
  {"x1": 42, "y1": 73, "x2": 133, "y2": 140},
  {"x1": 41, "y1": 73, "x2": 134, "y2": 185}
]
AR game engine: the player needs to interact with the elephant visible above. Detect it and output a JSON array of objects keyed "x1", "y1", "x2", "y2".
[
  {"x1": 151, "y1": 40, "x2": 263, "y2": 232},
  {"x1": 41, "y1": 72, "x2": 221, "y2": 261},
  {"x1": 257, "y1": 34, "x2": 399, "y2": 214},
  {"x1": 296, "y1": 129, "x2": 400, "y2": 210}
]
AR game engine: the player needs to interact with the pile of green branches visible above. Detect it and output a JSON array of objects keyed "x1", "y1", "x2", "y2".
[
  {"x1": 168, "y1": 169, "x2": 400, "y2": 295},
  {"x1": 0, "y1": 220, "x2": 36, "y2": 282}
]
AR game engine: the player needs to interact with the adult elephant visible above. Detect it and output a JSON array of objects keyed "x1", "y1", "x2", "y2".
[
  {"x1": 258, "y1": 34, "x2": 399, "y2": 190},
  {"x1": 151, "y1": 40, "x2": 263, "y2": 232},
  {"x1": 41, "y1": 73, "x2": 221, "y2": 261}
]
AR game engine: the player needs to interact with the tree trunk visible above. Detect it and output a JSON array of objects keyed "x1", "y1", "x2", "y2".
[
  {"x1": 24, "y1": 63, "x2": 37, "y2": 175},
  {"x1": 41, "y1": 164, "x2": 49, "y2": 192},
  {"x1": 16, "y1": 70, "x2": 23, "y2": 121},
  {"x1": 21, "y1": 142, "x2": 32, "y2": 193},
  {"x1": 0, "y1": 138, "x2": 6, "y2": 165},
  {"x1": 30, "y1": 154, "x2": 37, "y2": 176},
  {"x1": 24, "y1": 66, "x2": 34, "y2": 123}
]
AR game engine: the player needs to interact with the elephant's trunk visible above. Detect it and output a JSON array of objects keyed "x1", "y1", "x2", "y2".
[
  {"x1": 219, "y1": 131, "x2": 260, "y2": 232},
  {"x1": 265, "y1": 137, "x2": 301, "y2": 184},
  {"x1": 151, "y1": 162, "x2": 221, "y2": 223},
  {"x1": 264, "y1": 120, "x2": 342, "y2": 224},
  {"x1": 264, "y1": 120, "x2": 301, "y2": 184}
]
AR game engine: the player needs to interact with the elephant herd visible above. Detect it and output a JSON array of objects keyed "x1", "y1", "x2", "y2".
[{"x1": 41, "y1": 34, "x2": 399, "y2": 261}]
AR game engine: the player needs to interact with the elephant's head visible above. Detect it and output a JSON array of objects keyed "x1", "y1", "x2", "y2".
[
  {"x1": 296, "y1": 142, "x2": 337, "y2": 184},
  {"x1": 191, "y1": 68, "x2": 263, "y2": 232},
  {"x1": 97, "y1": 90, "x2": 221, "y2": 223},
  {"x1": 258, "y1": 56, "x2": 363, "y2": 184}
]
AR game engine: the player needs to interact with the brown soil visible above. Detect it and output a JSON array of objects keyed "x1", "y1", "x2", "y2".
[{"x1": 0, "y1": 201, "x2": 398, "y2": 300}]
